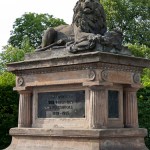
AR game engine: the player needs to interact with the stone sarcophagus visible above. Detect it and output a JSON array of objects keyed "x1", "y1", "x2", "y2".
[{"x1": 6, "y1": 51, "x2": 149, "y2": 150}]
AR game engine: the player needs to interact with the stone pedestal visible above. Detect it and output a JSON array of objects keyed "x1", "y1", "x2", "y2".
[{"x1": 6, "y1": 51, "x2": 149, "y2": 150}]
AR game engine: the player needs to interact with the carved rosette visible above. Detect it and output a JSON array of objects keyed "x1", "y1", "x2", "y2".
[
  {"x1": 89, "y1": 70, "x2": 96, "y2": 81},
  {"x1": 17, "y1": 77, "x2": 24, "y2": 86},
  {"x1": 133, "y1": 73, "x2": 141, "y2": 83},
  {"x1": 101, "y1": 70, "x2": 108, "y2": 81}
]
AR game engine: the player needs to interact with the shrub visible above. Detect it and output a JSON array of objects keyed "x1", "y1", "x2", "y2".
[{"x1": 137, "y1": 87, "x2": 150, "y2": 149}]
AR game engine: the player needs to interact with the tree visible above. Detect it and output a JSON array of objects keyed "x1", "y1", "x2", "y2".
[
  {"x1": 127, "y1": 43, "x2": 150, "y2": 59},
  {"x1": 137, "y1": 87, "x2": 150, "y2": 148},
  {"x1": 142, "y1": 69, "x2": 150, "y2": 87},
  {"x1": 0, "y1": 36, "x2": 34, "y2": 73},
  {"x1": 1, "y1": 13, "x2": 66, "y2": 73},
  {"x1": 8, "y1": 13, "x2": 66, "y2": 48},
  {"x1": 101, "y1": 0, "x2": 150, "y2": 47},
  {"x1": 0, "y1": 72, "x2": 19, "y2": 149}
]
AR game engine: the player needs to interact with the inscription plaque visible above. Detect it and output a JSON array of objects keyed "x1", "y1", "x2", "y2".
[
  {"x1": 38, "y1": 91, "x2": 85, "y2": 118},
  {"x1": 108, "y1": 90, "x2": 119, "y2": 118}
]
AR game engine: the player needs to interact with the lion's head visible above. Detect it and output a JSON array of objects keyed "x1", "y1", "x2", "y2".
[{"x1": 73, "y1": 0, "x2": 107, "y2": 35}]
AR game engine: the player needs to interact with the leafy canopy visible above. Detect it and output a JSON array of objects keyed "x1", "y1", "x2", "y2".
[
  {"x1": 8, "y1": 13, "x2": 66, "y2": 48},
  {"x1": 101, "y1": 0, "x2": 150, "y2": 47},
  {"x1": 0, "y1": 36, "x2": 34, "y2": 73}
]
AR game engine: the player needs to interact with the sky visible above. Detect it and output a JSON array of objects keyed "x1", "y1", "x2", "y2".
[{"x1": 0, "y1": 0, "x2": 78, "y2": 52}]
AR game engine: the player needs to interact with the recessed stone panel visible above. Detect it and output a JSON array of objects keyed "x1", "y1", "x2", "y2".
[
  {"x1": 38, "y1": 91, "x2": 85, "y2": 118},
  {"x1": 108, "y1": 90, "x2": 119, "y2": 118}
]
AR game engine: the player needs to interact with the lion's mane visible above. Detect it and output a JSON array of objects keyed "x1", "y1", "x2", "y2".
[{"x1": 73, "y1": 0, "x2": 107, "y2": 35}]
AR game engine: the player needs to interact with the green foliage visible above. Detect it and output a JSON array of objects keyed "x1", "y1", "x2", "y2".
[
  {"x1": 0, "y1": 36, "x2": 34, "y2": 73},
  {"x1": 142, "y1": 69, "x2": 150, "y2": 87},
  {"x1": 137, "y1": 87, "x2": 150, "y2": 149},
  {"x1": 0, "y1": 13, "x2": 66, "y2": 72},
  {"x1": 127, "y1": 43, "x2": 150, "y2": 59},
  {"x1": 8, "y1": 13, "x2": 66, "y2": 48},
  {"x1": 101, "y1": 0, "x2": 150, "y2": 47},
  {"x1": 0, "y1": 72, "x2": 16, "y2": 86},
  {"x1": 0, "y1": 72, "x2": 19, "y2": 149},
  {"x1": 127, "y1": 43, "x2": 150, "y2": 87}
]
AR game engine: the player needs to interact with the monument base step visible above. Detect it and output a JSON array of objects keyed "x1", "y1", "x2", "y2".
[{"x1": 6, "y1": 128, "x2": 148, "y2": 150}]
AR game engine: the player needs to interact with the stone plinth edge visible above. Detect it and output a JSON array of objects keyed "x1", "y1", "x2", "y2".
[
  {"x1": 6, "y1": 128, "x2": 148, "y2": 150},
  {"x1": 9, "y1": 128, "x2": 147, "y2": 138},
  {"x1": 7, "y1": 52, "x2": 150, "y2": 73}
]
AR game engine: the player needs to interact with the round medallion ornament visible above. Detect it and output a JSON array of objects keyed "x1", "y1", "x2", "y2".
[
  {"x1": 133, "y1": 73, "x2": 141, "y2": 83},
  {"x1": 17, "y1": 77, "x2": 24, "y2": 86},
  {"x1": 89, "y1": 70, "x2": 96, "y2": 81},
  {"x1": 101, "y1": 70, "x2": 108, "y2": 81}
]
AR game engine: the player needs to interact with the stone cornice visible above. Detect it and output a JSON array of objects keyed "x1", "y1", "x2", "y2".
[{"x1": 7, "y1": 51, "x2": 150, "y2": 75}]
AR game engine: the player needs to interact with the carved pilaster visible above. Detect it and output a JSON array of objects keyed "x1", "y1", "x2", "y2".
[
  {"x1": 18, "y1": 91, "x2": 32, "y2": 128},
  {"x1": 90, "y1": 86, "x2": 107, "y2": 129},
  {"x1": 124, "y1": 88, "x2": 139, "y2": 128}
]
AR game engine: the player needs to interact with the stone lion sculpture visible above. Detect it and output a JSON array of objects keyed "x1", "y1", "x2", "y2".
[
  {"x1": 36, "y1": 0, "x2": 106, "y2": 52},
  {"x1": 36, "y1": 0, "x2": 131, "y2": 55}
]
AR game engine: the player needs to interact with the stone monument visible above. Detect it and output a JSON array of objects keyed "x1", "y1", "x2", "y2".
[{"x1": 6, "y1": 0, "x2": 149, "y2": 149}]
